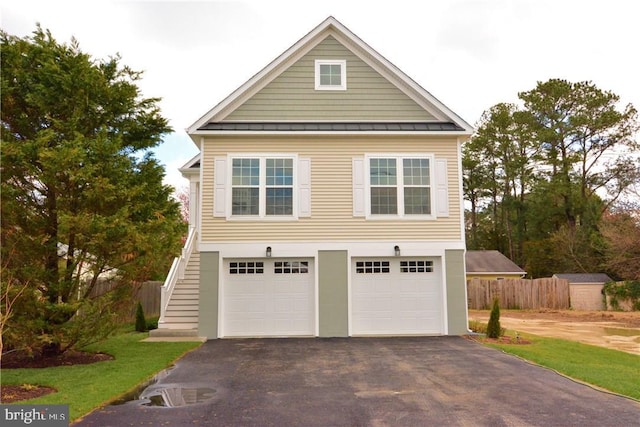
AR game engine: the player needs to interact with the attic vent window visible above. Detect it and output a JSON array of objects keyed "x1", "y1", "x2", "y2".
[{"x1": 315, "y1": 60, "x2": 346, "y2": 90}]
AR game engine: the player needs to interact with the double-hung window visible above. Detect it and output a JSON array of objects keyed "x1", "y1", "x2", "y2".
[
  {"x1": 368, "y1": 155, "x2": 434, "y2": 218},
  {"x1": 231, "y1": 156, "x2": 295, "y2": 218}
]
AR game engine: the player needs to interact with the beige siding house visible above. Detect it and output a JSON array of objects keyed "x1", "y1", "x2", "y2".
[{"x1": 152, "y1": 17, "x2": 473, "y2": 340}]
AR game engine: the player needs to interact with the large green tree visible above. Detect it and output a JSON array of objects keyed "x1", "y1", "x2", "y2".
[
  {"x1": 463, "y1": 103, "x2": 538, "y2": 263},
  {"x1": 463, "y1": 79, "x2": 639, "y2": 277},
  {"x1": 1, "y1": 27, "x2": 185, "y2": 356}
]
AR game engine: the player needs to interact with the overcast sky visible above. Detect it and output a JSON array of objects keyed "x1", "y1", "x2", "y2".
[{"x1": 2, "y1": 0, "x2": 639, "y2": 191}]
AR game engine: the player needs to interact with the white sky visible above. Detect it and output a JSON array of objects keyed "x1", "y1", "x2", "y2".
[{"x1": 2, "y1": 0, "x2": 639, "y2": 192}]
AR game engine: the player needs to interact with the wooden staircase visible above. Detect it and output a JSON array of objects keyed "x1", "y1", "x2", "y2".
[{"x1": 149, "y1": 234, "x2": 201, "y2": 338}]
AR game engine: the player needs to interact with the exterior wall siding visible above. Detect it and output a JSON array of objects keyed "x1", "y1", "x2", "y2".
[
  {"x1": 200, "y1": 136, "x2": 462, "y2": 243},
  {"x1": 570, "y1": 284, "x2": 605, "y2": 311},
  {"x1": 318, "y1": 250, "x2": 349, "y2": 337},
  {"x1": 445, "y1": 249, "x2": 468, "y2": 334},
  {"x1": 198, "y1": 251, "x2": 219, "y2": 339},
  {"x1": 226, "y1": 36, "x2": 435, "y2": 121}
]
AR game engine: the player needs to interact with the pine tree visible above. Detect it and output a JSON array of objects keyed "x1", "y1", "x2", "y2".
[
  {"x1": 135, "y1": 302, "x2": 147, "y2": 332},
  {"x1": 486, "y1": 298, "x2": 501, "y2": 338}
]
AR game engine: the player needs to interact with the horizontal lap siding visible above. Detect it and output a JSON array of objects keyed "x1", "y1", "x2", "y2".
[
  {"x1": 200, "y1": 137, "x2": 462, "y2": 242},
  {"x1": 226, "y1": 36, "x2": 434, "y2": 121}
]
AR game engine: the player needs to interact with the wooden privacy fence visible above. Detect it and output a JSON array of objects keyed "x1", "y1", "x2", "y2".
[
  {"x1": 88, "y1": 280, "x2": 162, "y2": 318},
  {"x1": 467, "y1": 278, "x2": 570, "y2": 309}
]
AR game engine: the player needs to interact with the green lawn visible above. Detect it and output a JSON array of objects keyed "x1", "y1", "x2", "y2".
[
  {"x1": 1, "y1": 331, "x2": 202, "y2": 421},
  {"x1": 483, "y1": 331, "x2": 640, "y2": 400}
]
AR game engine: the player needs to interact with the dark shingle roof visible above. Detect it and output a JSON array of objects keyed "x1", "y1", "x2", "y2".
[
  {"x1": 552, "y1": 273, "x2": 612, "y2": 283},
  {"x1": 198, "y1": 122, "x2": 465, "y2": 132},
  {"x1": 465, "y1": 250, "x2": 525, "y2": 274}
]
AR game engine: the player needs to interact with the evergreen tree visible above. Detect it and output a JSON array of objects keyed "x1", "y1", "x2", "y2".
[
  {"x1": 1, "y1": 27, "x2": 185, "y2": 356},
  {"x1": 135, "y1": 302, "x2": 147, "y2": 332},
  {"x1": 486, "y1": 299, "x2": 501, "y2": 339}
]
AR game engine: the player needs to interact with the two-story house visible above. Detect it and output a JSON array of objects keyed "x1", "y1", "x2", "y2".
[{"x1": 152, "y1": 16, "x2": 473, "y2": 340}]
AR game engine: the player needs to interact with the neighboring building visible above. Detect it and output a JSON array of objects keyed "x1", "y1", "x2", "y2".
[
  {"x1": 465, "y1": 250, "x2": 526, "y2": 281},
  {"x1": 553, "y1": 273, "x2": 612, "y2": 311},
  {"x1": 153, "y1": 17, "x2": 473, "y2": 339}
]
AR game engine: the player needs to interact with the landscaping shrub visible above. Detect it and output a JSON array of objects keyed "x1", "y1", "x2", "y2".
[
  {"x1": 486, "y1": 298, "x2": 501, "y2": 338},
  {"x1": 135, "y1": 302, "x2": 147, "y2": 332},
  {"x1": 146, "y1": 317, "x2": 158, "y2": 331},
  {"x1": 603, "y1": 280, "x2": 640, "y2": 310}
]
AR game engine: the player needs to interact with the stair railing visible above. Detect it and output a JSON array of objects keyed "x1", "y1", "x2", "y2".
[{"x1": 158, "y1": 228, "x2": 197, "y2": 326}]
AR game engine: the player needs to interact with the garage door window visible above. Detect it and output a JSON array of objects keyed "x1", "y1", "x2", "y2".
[
  {"x1": 274, "y1": 261, "x2": 309, "y2": 274},
  {"x1": 229, "y1": 261, "x2": 264, "y2": 274},
  {"x1": 400, "y1": 260, "x2": 433, "y2": 273},
  {"x1": 355, "y1": 260, "x2": 390, "y2": 273}
]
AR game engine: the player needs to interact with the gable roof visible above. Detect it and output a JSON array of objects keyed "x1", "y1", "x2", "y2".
[
  {"x1": 552, "y1": 273, "x2": 612, "y2": 284},
  {"x1": 187, "y1": 16, "x2": 473, "y2": 138},
  {"x1": 465, "y1": 250, "x2": 526, "y2": 275}
]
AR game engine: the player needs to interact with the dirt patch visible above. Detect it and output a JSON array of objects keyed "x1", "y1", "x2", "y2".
[
  {"x1": 1, "y1": 350, "x2": 113, "y2": 369},
  {"x1": 476, "y1": 309, "x2": 640, "y2": 329},
  {"x1": 1, "y1": 385, "x2": 57, "y2": 403},
  {"x1": 468, "y1": 309, "x2": 640, "y2": 355}
]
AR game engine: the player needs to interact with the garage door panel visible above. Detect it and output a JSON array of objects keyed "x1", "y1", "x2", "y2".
[
  {"x1": 223, "y1": 258, "x2": 314, "y2": 337},
  {"x1": 352, "y1": 258, "x2": 443, "y2": 335}
]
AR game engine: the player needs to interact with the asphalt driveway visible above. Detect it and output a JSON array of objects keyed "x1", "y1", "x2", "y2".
[{"x1": 75, "y1": 337, "x2": 640, "y2": 426}]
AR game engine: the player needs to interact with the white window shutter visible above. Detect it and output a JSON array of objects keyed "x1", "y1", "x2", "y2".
[
  {"x1": 353, "y1": 157, "x2": 366, "y2": 217},
  {"x1": 298, "y1": 158, "x2": 311, "y2": 217},
  {"x1": 435, "y1": 158, "x2": 449, "y2": 217},
  {"x1": 213, "y1": 157, "x2": 227, "y2": 217}
]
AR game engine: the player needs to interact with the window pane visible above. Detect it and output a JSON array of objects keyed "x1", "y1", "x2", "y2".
[
  {"x1": 232, "y1": 188, "x2": 259, "y2": 215},
  {"x1": 266, "y1": 158, "x2": 293, "y2": 186},
  {"x1": 370, "y1": 158, "x2": 397, "y2": 185},
  {"x1": 355, "y1": 260, "x2": 390, "y2": 274},
  {"x1": 404, "y1": 187, "x2": 431, "y2": 215},
  {"x1": 371, "y1": 187, "x2": 397, "y2": 214},
  {"x1": 266, "y1": 188, "x2": 293, "y2": 215},
  {"x1": 232, "y1": 158, "x2": 259, "y2": 186},
  {"x1": 403, "y1": 158, "x2": 430, "y2": 185},
  {"x1": 319, "y1": 63, "x2": 341, "y2": 86}
]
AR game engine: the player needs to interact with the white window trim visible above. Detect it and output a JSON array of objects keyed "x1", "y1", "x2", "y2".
[
  {"x1": 227, "y1": 153, "x2": 299, "y2": 220},
  {"x1": 364, "y1": 153, "x2": 436, "y2": 220},
  {"x1": 315, "y1": 59, "x2": 347, "y2": 91}
]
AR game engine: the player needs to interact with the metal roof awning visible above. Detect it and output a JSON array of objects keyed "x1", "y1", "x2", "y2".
[{"x1": 197, "y1": 122, "x2": 466, "y2": 132}]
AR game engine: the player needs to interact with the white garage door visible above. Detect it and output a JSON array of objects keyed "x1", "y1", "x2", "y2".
[
  {"x1": 223, "y1": 259, "x2": 314, "y2": 337},
  {"x1": 352, "y1": 258, "x2": 443, "y2": 335}
]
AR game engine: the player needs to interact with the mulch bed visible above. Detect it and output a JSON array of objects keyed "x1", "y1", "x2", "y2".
[
  {"x1": 465, "y1": 334, "x2": 532, "y2": 345},
  {"x1": 1, "y1": 350, "x2": 113, "y2": 369},
  {"x1": 1, "y1": 385, "x2": 57, "y2": 403},
  {"x1": 1, "y1": 350, "x2": 113, "y2": 403}
]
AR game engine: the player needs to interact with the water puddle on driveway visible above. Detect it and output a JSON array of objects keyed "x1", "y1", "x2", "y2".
[
  {"x1": 112, "y1": 367, "x2": 217, "y2": 407},
  {"x1": 139, "y1": 386, "x2": 217, "y2": 407}
]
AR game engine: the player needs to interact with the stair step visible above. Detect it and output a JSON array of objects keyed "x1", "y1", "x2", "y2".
[
  {"x1": 166, "y1": 308, "x2": 198, "y2": 314},
  {"x1": 173, "y1": 290, "x2": 199, "y2": 296},
  {"x1": 170, "y1": 294, "x2": 199, "y2": 300},
  {"x1": 162, "y1": 316, "x2": 199, "y2": 323},
  {"x1": 149, "y1": 329, "x2": 198, "y2": 337}
]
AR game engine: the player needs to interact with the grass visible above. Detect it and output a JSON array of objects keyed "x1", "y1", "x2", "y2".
[
  {"x1": 0, "y1": 329, "x2": 202, "y2": 421},
  {"x1": 479, "y1": 329, "x2": 640, "y2": 400}
]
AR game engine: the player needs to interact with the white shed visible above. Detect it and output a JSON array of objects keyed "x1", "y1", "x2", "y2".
[{"x1": 553, "y1": 273, "x2": 612, "y2": 311}]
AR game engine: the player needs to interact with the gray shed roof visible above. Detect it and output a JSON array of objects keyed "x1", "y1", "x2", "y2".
[
  {"x1": 465, "y1": 250, "x2": 525, "y2": 274},
  {"x1": 197, "y1": 122, "x2": 465, "y2": 132},
  {"x1": 552, "y1": 273, "x2": 612, "y2": 284}
]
